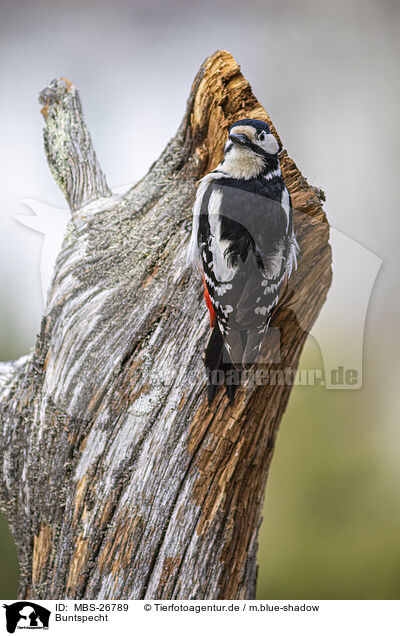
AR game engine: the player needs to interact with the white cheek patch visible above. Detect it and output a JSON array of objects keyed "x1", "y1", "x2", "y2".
[{"x1": 261, "y1": 134, "x2": 279, "y2": 155}]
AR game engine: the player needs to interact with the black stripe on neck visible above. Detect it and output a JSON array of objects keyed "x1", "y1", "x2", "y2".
[{"x1": 246, "y1": 143, "x2": 280, "y2": 172}]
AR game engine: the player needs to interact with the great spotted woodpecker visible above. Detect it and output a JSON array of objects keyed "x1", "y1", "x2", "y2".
[{"x1": 187, "y1": 119, "x2": 299, "y2": 404}]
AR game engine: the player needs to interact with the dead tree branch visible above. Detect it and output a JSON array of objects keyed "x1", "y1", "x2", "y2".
[{"x1": 0, "y1": 51, "x2": 331, "y2": 600}]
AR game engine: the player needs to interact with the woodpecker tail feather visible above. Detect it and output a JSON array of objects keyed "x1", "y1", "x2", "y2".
[
  {"x1": 242, "y1": 323, "x2": 268, "y2": 369},
  {"x1": 204, "y1": 322, "x2": 239, "y2": 405},
  {"x1": 224, "y1": 324, "x2": 268, "y2": 371},
  {"x1": 224, "y1": 327, "x2": 245, "y2": 371}
]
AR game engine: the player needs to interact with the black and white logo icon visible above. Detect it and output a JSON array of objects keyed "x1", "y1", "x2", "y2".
[{"x1": 3, "y1": 602, "x2": 50, "y2": 633}]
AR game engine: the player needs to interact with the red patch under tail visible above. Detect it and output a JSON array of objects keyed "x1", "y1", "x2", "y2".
[{"x1": 203, "y1": 274, "x2": 216, "y2": 328}]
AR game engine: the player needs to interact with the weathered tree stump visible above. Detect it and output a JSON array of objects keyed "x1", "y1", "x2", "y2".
[{"x1": 0, "y1": 50, "x2": 331, "y2": 600}]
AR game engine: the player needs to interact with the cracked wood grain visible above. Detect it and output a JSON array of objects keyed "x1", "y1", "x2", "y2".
[{"x1": 0, "y1": 50, "x2": 331, "y2": 600}]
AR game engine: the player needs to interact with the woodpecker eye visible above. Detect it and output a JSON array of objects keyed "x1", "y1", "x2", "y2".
[{"x1": 258, "y1": 131, "x2": 266, "y2": 141}]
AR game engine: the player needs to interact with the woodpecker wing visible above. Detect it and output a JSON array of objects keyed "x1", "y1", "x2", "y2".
[{"x1": 197, "y1": 173, "x2": 295, "y2": 367}]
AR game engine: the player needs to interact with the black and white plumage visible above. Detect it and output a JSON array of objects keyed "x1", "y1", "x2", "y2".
[{"x1": 187, "y1": 119, "x2": 299, "y2": 404}]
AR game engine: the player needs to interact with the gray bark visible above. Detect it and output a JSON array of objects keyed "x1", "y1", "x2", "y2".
[{"x1": 0, "y1": 50, "x2": 331, "y2": 600}]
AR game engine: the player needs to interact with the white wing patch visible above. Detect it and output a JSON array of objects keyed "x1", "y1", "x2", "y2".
[
  {"x1": 187, "y1": 170, "x2": 225, "y2": 267},
  {"x1": 286, "y1": 235, "x2": 300, "y2": 277},
  {"x1": 280, "y1": 186, "x2": 290, "y2": 231},
  {"x1": 208, "y1": 188, "x2": 237, "y2": 282},
  {"x1": 280, "y1": 186, "x2": 299, "y2": 277},
  {"x1": 187, "y1": 175, "x2": 211, "y2": 267}
]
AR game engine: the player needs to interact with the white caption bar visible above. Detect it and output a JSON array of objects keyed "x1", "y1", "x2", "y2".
[{"x1": 1, "y1": 600, "x2": 398, "y2": 636}]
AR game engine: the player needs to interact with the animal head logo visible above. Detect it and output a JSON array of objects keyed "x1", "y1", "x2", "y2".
[{"x1": 3, "y1": 602, "x2": 50, "y2": 633}]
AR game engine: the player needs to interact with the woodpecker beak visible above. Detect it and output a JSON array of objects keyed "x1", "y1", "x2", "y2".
[{"x1": 228, "y1": 133, "x2": 250, "y2": 147}]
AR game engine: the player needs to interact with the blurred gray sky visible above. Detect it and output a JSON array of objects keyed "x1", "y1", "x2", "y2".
[{"x1": 0, "y1": 0, "x2": 399, "y2": 419}]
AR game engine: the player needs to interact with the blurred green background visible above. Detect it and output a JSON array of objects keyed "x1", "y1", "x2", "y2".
[
  {"x1": 0, "y1": 515, "x2": 19, "y2": 598},
  {"x1": 0, "y1": 0, "x2": 399, "y2": 600},
  {"x1": 257, "y1": 340, "x2": 400, "y2": 599}
]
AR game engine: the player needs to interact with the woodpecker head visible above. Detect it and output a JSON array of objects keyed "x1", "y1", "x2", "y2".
[{"x1": 222, "y1": 119, "x2": 280, "y2": 179}]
